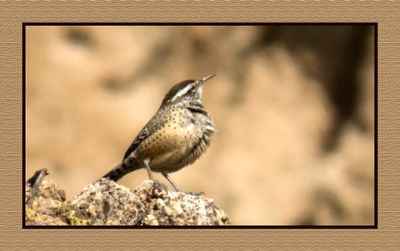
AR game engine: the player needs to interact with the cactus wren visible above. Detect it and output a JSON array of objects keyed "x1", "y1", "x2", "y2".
[{"x1": 102, "y1": 74, "x2": 216, "y2": 191}]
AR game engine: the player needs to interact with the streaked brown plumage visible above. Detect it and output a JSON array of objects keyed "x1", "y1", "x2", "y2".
[{"x1": 102, "y1": 74, "x2": 216, "y2": 191}]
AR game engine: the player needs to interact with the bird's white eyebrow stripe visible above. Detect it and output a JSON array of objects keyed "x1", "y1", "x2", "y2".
[{"x1": 170, "y1": 83, "x2": 193, "y2": 102}]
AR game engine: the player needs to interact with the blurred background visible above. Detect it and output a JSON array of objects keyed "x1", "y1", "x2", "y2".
[{"x1": 26, "y1": 25, "x2": 375, "y2": 225}]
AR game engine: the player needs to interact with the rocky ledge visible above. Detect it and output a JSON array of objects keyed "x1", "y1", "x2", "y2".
[{"x1": 25, "y1": 169, "x2": 230, "y2": 226}]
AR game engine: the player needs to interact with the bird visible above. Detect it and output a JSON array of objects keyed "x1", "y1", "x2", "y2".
[{"x1": 101, "y1": 74, "x2": 216, "y2": 191}]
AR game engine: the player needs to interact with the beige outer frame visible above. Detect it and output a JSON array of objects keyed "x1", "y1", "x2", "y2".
[{"x1": 1, "y1": 1, "x2": 396, "y2": 250}]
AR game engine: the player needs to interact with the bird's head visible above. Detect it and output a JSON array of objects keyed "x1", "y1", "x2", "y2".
[{"x1": 162, "y1": 74, "x2": 216, "y2": 106}]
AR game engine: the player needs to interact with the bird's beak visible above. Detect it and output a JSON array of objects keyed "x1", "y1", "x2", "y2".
[{"x1": 199, "y1": 73, "x2": 216, "y2": 84}]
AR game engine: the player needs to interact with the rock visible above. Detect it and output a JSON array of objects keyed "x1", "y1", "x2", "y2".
[
  {"x1": 68, "y1": 178, "x2": 145, "y2": 225},
  {"x1": 25, "y1": 174, "x2": 230, "y2": 226},
  {"x1": 25, "y1": 178, "x2": 68, "y2": 225},
  {"x1": 135, "y1": 180, "x2": 230, "y2": 225}
]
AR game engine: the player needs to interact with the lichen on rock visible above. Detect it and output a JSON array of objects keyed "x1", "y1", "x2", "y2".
[{"x1": 25, "y1": 178, "x2": 68, "y2": 225}]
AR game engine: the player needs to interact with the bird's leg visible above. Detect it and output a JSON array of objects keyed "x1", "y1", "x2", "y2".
[
  {"x1": 143, "y1": 159, "x2": 155, "y2": 181},
  {"x1": 144, "y1": 159, "x2": 168, "y2": 191},
  {"x1": 162, "y1": 172, "x2": 180, "y2": 192}
]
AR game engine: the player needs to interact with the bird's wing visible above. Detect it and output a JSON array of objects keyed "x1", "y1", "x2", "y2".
[{"x1": 123, "y1": 109, "x2": 166, "y2": 160}]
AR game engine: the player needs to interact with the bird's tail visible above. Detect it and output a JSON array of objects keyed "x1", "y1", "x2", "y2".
[{"x1": 101, "y1": 159, "x2": 141, "y2": 182}]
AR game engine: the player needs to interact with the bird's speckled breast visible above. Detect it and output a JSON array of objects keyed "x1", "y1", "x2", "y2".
[{"x1": 135, "y1": 108, "x2": 210, "y2": 172}]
